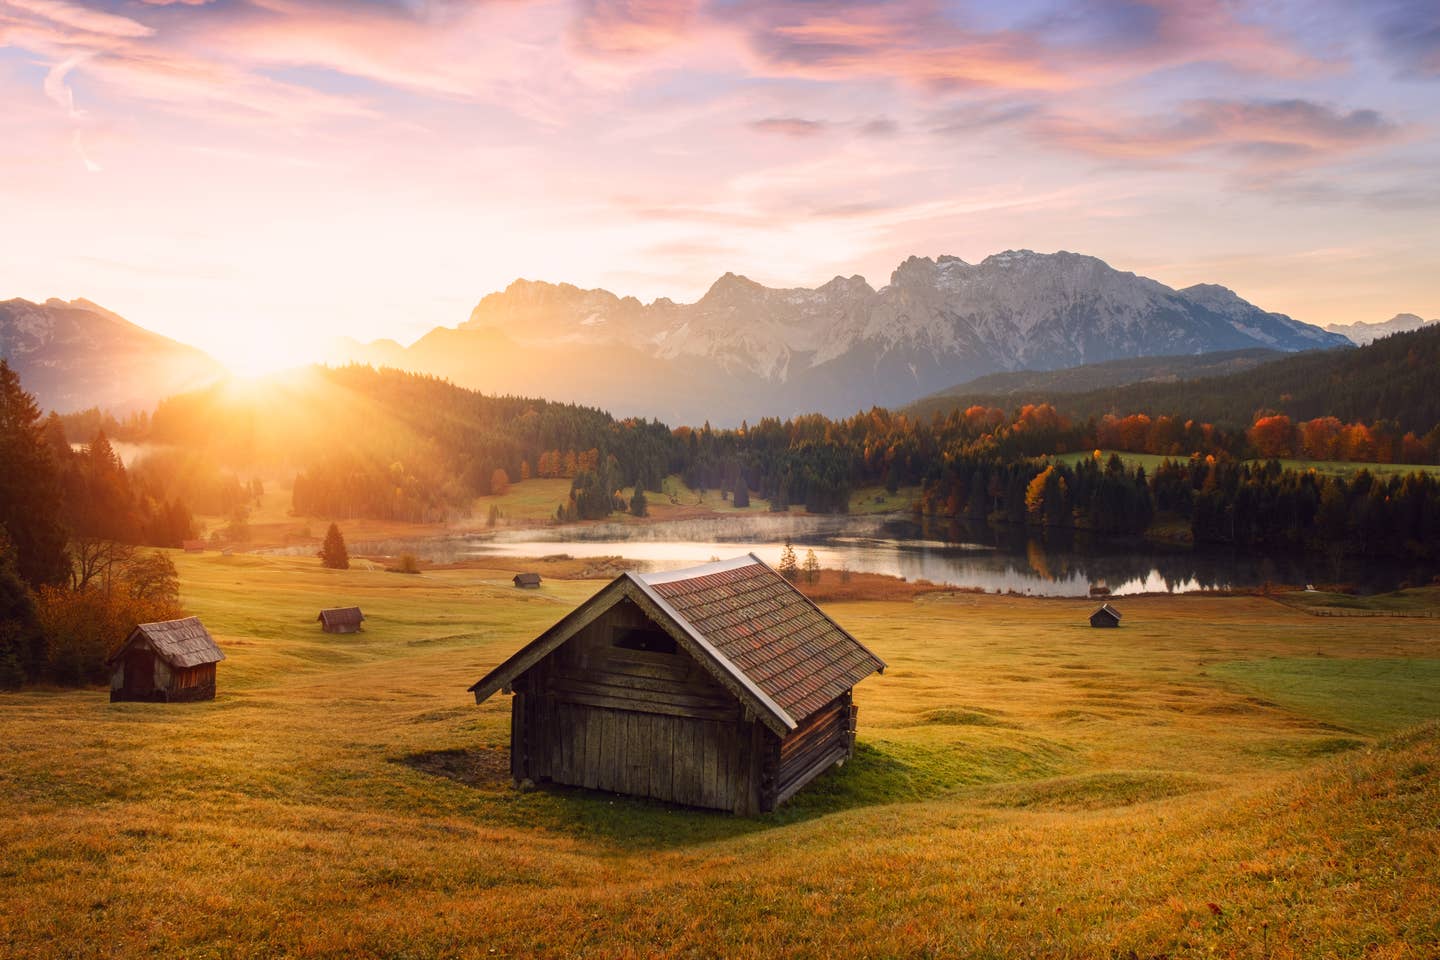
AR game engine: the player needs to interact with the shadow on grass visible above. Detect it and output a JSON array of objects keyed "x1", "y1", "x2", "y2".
[{"x1": 399, "y1": 735, "x2": 1072, "y2": 849}]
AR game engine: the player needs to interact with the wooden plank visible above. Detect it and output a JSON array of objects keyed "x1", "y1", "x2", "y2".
[
  {"x1": 552, "y1": 670, "x2": 733, "y2": 701},
  {"x1": 652, "y1": 715, "x2": 674, "y2": 802},
  {"x1": 775, "y1": 744, "x2": 848, "y2": 807},
  {"x1": 673, "y1": 719, "x2": 697, "y2": 806},
  {"x1": 607, "y1": 709, "x2": 626, "y2": 793},
  {"x1": 510, "y1": 694, "x2": 526, "y2": 781},
  {"x1": 548, "y1": 675, "x2": 738, "y2": 711},
  {"x1": 544, "y1": 689, "x2": 740, "y2": 722},
  {"x1": 630, "y1": 713, "x2": 651, "y2": 798},
  {"x1": 582, "y1": 706, "x2": 601, "y2": 790},
  {"x1": 558, "y1": 702, "x2": 576, "y2": 782},
  {"x1": 699, "y1": 720, "x2": 718, "y2": 809}
]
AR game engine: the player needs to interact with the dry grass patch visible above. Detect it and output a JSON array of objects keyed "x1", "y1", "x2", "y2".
[{"x1": 2, "y1": 559, "x2": 1439, "y2": 957}]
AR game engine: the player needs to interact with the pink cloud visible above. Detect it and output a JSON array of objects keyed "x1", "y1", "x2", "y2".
[
  {"x1": 573, "y1": 0, "x2": 699, "y2": 55},
  {"x1": 3, "y1": 0, "x2": 153, "y2": 38},
  {"x1": 1035, "y1": 99, "x2": 1404, "y2": 166}
]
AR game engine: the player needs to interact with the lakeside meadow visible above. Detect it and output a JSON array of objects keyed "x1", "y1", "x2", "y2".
[{"x1": 2, "y1": 551, "x2": 1437, "y2": 958}]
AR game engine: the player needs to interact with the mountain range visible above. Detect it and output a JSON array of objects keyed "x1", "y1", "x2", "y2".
[
  {"x1": 1324, "y1": 313, "x2": 1439, "y2": 346},
  {"x1": 0, "y1": 298, "x2": 223, "y2": 414},
  {"x1": 332, "y1": 250, "x2": 1350, "y2": 423}
]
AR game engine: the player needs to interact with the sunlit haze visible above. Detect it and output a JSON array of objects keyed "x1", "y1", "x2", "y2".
[{"x1": 2, "y1": 0, "x2": 1438, "y2": 367}]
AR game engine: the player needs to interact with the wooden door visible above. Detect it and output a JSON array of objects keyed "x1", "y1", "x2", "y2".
[{"x1": 124, "y1": 649, "x2": 154, "y2": 696}]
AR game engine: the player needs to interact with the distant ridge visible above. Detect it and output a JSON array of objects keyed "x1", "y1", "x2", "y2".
[
  {"x1": 1325, "y1": 313, "x2": 1439, "y2": 346},
  {"x1": 0, "y1": 298, "x2": 224, "y2": 413},
  {"x1": 924, "y1": 348, "x2": 1284, "y2": 400},
  {"x1": 911, "y1": 324, "x2": 1440, "y2": 435},
  {"x1": 330, "y1": 249, "x2": 1349, "y2": 424}
]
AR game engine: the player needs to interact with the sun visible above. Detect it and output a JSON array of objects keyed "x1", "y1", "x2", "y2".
[{"x1": 216, "y1": 335, "x2": 324, "y2": 378}]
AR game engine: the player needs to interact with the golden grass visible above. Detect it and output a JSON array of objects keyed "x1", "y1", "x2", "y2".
[{"x1": 2, "y1": 553, "x2": 1439, "y2": 958}]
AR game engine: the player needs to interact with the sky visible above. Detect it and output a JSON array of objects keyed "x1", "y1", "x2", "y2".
[{"x1": 1, "y1": 0, "x2": 1438, "y2": 373}]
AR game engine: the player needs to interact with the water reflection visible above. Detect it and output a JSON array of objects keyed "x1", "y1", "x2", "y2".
[
  {"x1": 253, "y1": 513, "x2": 1435, "y2": 597},
  {"x1": 401, "y1": 514, "x2": 1435, "y2": 597}
]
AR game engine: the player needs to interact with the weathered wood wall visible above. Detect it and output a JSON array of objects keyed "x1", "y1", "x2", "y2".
[
  {"x1": 507, "y1": 597, "x2": 858, "y2": 813},
  {"x1": 510, "y1": 597, "x2": 767, "y2": 812},
  {"x1": 771, "y1": 690, "x2": 855, "y2": 808},
  {"x1": 110, "y1": 653, "x2": 215, "y2": 703}
]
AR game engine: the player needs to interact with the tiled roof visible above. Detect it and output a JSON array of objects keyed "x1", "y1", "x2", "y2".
[
  {"x1": 113, "y1": 617, "x2": 225, "y2": 668},
  {"x1": 636, "y1": 555, "x2": 884, "y2": 723}
]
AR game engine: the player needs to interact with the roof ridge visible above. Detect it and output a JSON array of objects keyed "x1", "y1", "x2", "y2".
[{"x1": 637, "y1": 554, "x2": 761, "y2": 585}]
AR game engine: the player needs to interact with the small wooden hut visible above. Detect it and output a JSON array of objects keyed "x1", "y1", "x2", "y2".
[
  {"x1": 1090, "y1": 603, "x2": 1122, "y2": 628},
  {"x1": 182, "y1": 540, "x2": 206, "y2": 553},
  {"x1": 317, "y1": 607, "x2": 365, "y2": 633},
  {"x1": 108, "y1": 617, "x2": 225, "y2": 702},
  {"x1": 513, "y1": 573, "x2": 542, "y2": 589},
  {"x1": 470, "y1": 555, "x2": 885, "y2": 814}
]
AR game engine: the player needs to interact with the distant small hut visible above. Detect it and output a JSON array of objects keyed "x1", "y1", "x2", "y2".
[
  {"x1": 108, "y1": 617, "x2": 225, "y2": 702},
  {"x1": 1090, "y1": 603, "x2": 1122, "y2": 628},
  {"x1": 513, "y1": 573, "x2": 542, "y2": 589},
  {"x1": 470, "y1": 554, "x2": 885, "y2": 814},
  {"x1": 182, "y1": 540, "x2": 206, "y2": 553},
  {"x1": 317, "y1": 607, "x2": 365, "y2": 634}
]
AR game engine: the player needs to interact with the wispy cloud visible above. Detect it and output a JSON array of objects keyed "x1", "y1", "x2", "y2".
[
  {"x1": 748, "y1": 116, "x2": 828, "y2": 137},
  {"x1": 1034, "y1": 99, "x2": 1403, "y2": 167}
]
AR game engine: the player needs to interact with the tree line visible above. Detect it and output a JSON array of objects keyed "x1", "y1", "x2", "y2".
[{"x1": 1, "y1": 362, "x2": 185, "y2": 688}]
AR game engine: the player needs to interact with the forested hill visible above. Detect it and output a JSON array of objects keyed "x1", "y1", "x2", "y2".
[
  {"x1": 143, "y1": 366, "x2": 676, "y2": 521},
  {"x1": 921, "y1": 348, "x2": 1283, "y2": 400},
  {"x1": 912, "y1": 325, "x2": 1440, "y2": 434}
]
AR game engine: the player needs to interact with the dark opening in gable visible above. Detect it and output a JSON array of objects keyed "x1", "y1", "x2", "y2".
[{"x1": 612, "y1": 625, "x2": 677, "y2": 654}]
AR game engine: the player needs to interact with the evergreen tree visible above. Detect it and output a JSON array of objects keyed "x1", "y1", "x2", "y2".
[
  {"x1": 0, "y1": 361, "x2": 68, "y2": 587},
  {"x1": 778, "y1": 539, "x2": 798, "y2": 581},
  {"x1": 629, "y1": 485, "x2": 648, "y2": 517},
  {"x1": 319, "y1": 522, "x2": 350, "y2": 570},
  {"x1": 733, "y1": 480, "x2": 750, "y2": 508},
  {"x1": 0, "y1": 530, "x2": 44, "y2": 687}
]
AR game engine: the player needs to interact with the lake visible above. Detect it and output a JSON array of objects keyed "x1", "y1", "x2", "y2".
[{"x1": 330, "y1": 513, "x2": 1438, "y2": 597}]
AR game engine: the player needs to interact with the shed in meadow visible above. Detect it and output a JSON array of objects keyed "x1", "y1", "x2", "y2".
[
  {"x1": 1090, "y1": 603, "x2": 1122, "y2": 628},
  {"x1": 469, "y1": 554, "x2": 885, "y2": 814},
  {"x1": 182, "y1": 540, "x2": 206, "y2": 553},
  {"x1": 513, "y1": 573, "x2": 542, "y2": 589},
  {"x1": 317, "y1": 607, "x2": 365, "y2": 633},
  {"x1": 108, "y1": 617, "x2": 225, "y2": 702}
]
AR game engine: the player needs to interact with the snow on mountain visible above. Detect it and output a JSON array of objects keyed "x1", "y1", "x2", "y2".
[
  {"x1": 335, "y1": 249, "x2": 1353, "y2": 423},
  {"x1": 1324, "y1": 313, "x2": 1439, "y2": 346},
  {"x1": 0, "y1": 298, "x2": 224, "y2": 413}
]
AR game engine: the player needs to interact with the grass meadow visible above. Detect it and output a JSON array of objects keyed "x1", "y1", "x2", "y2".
[{"x1": 2, "y1": 553, "x2": 1438, "y2": 958}]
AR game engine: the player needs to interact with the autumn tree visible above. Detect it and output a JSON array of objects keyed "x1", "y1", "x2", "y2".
[
  {"x1": 778, "y1": 539, "x2": 798, "y2": 581},
  {"x1": 491, "y1": 467, "x2": 510, "y2": 496},
  {"x1": 319, "y1": 523, "x2": 350, "y2": 570},
  {"x1": 802, "y1": 548, "x2": 820, "y2": 584}
]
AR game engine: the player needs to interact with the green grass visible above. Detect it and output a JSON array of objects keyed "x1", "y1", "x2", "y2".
[
  {"x1": 1277, "y1": 586, "x2": 1440, "y2": 615},
  {"x1": 847, "y1": 484, "x2": 922, "y2": 514},
  {"x1": 472, "y1": 477, "x2": 575, "y2": 523},
  {"x1": 1208, "y1": 657, "x2": 1440, "y2": 735},
  {"x1": 3, "y1": 555, "x2": 1440, "y2": 957}
]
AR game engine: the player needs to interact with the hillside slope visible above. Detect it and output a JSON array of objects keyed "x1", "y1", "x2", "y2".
[
  {"x1": 913, "y1": 324, "x2": 1440, "y2": 433},
  {"x1": 0, "y1": 298, "x2": 223, "y2": 413}
]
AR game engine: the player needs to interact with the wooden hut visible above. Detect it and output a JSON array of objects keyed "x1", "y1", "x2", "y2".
[
  {"x1": 317, "y1": 607, "x2": 365, "y2": 633},
  {"x1": 513, "y1": 573, "x2": 542, "y2": 589},
  {"x1": 182, "y1": 540, "x2": 206, "y2": 553},
  {"x1": 1090, "y1": 603, "x2": 1122, "y2": 628},
  {"x1": 469, "y1": 554, "x2": 885, "y2": 814},
  {"x1": 108, "y1": 617, "x2": 225, "y2": 702}
]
